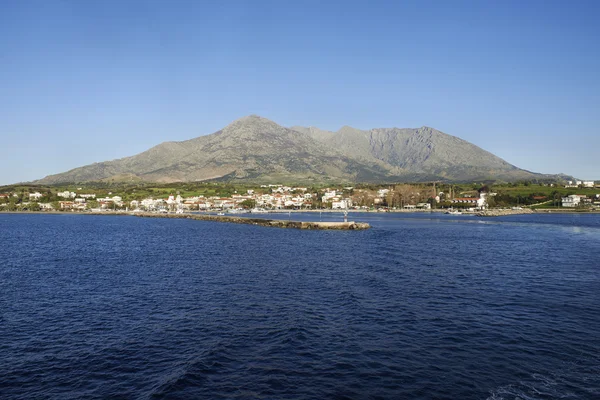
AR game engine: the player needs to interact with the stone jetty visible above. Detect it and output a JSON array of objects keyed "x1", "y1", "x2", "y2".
[
  {"x1": 134, "y1": 212, "x2": 370, "y2": 230},
  {"x1": 475, "y1": 208, "x2": 534, "y2": 217}
]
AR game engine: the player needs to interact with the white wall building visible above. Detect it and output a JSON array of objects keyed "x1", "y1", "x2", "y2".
[
  {"x1": 332, "y1": 199, "x2": 352, "y2": 209},
  {"x1": 57, "y1": 191, "x2": 76, "y2": 198},
  {"x1": 562, "y1": 194, "x2": 581, "y2": 207},
  {"x1": 322, "y1": 190, "x2": 337, "y2": 202},
  {"x1": 377, "y1": 189, "x2": 390, "y2": 198}
]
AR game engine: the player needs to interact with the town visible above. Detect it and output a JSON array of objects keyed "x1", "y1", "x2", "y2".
[{"x1": 1, "y1": 181, "x2": 599, "y2": 213}]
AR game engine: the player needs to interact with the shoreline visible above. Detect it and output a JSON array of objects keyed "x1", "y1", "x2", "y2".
[{"x1": 1, "y1": 208, "x2": 599, "y2": 220}]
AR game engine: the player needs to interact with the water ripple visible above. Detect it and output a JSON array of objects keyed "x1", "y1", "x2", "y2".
[{"x1": 0, "y1": 213, "x2": 598, "y2": 399}]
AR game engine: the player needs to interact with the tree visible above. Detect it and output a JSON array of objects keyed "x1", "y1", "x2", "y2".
[
  {"x1": 28, "y1": 203, "x2": 41, "y2": 212},
  {"x1": 239, "y1": 199, "x2": 255, "y2": 209}
]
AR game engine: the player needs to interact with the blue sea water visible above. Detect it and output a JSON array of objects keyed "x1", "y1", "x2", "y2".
[{"x1": 1, "y1": 212, "x2": 599, "y2": 399}]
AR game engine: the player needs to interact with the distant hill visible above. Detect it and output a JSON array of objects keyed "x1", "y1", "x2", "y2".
[{"x1": 35, "y1": 115, "x2": 568, "y2": 184}]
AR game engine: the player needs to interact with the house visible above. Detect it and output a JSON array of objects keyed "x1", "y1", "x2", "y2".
[
  {"x1": 377, "y1": 189, "x2": 390, "y2": 198},
  {"x1": 57, "y1": 191, "x2": 76, "y2": 198},
  {"x1": 417, "y1": 203, "x2": 431, "y2": 209},
  {"x1": 29, "y1": 192, "x2": 43, "y2": 200},
  {"x1": 332, "y1": 199, "x2": 352, "y2": 209},
  {"x1": 99, "y1": 201, "x2": 113, "y2": 209},
  {"x1": 197, "y1": 201, "x2": 211, "y2": 210},
  {"x1": 561, "y1": 194, "x2": 581, "y2": 207},
  {"x1": 59, "y1": 201, "x2": 75, "y2": 209},
  {"x1": 321, "y1": 190, "x2": 337, "y2": 202},
  {"x1": 579, "y1": 195, "x2": 592, "y2": 204},
  {"x1": 451, "y1": 197, "x2": 478, "y2": 205},
  {"x1": 452, "y1": 192, "x2": 488, "y2": 209},
  {"x1": 39, "y1": 203, "x2": 54, "y2": 210},
  {"x1": 141, "y1": 198, "x2": 156, "y2": 209}
]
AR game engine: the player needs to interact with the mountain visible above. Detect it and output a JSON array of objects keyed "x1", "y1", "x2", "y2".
[
  {"x1": 36, "y1": 115, "x2": 561, "y2": 184},
  {"x1": 290, "y1": 125, "x2": 538, "y2": 182},
  {"x1": 37, "y1": 116, "x2": 399, "y2": 184}
]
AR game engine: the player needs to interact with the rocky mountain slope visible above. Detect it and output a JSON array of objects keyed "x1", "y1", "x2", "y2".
[
  {"x1": 37, "y1": 116, "x2": 398, "y2": 184},
  {"x1": 36, "y1": 115, "x2": 556, "y2": 184},
  {"x1": 291, "y1": 125, "x2": 536, "y2": 182}
]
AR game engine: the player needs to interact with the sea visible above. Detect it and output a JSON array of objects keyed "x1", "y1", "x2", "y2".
[{"x1": 1, "y1": 212, "x2": 599, "y2": 399}]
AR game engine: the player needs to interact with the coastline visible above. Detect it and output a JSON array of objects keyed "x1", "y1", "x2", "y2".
[{"x1": 2, "y1": 208, "x2": 599, "y2": 217}]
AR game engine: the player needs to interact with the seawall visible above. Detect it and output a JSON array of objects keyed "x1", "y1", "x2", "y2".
[{"x1": 475, "y1": 209, "x2": 534, "y2": 217}]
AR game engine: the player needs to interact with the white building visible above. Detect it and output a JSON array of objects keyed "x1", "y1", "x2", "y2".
[
  {"x1": 477, "y1": 193, "x2": 488, "y2": 209},
  {"x1": 57, "y1": 191, "x2": 76, "y2": 199},
  {"x1": 377, "y1": 189, "x2": 390, "y2": 198},
  {"x1": 332, "y1": 199, "x2": 352, "y2": 209},
  {"x1": 562, "y1": 194, "x2": 581, "y2": 207},
  {"x1": 322, "y1": 190, "x2": 338, "y2": 202},
  {"x1": 29, "y1": 192, "x2": 43, "y2": 200}
]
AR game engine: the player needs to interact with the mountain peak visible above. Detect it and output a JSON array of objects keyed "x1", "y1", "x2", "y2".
[
  {"x1": 338, "y1": 125, "x2": 363, "y2": 134},
  {"x1": 237, "y1": 114, "x2": 266, "y2": 121},
  {"x1": 227, "y1": 114, "x2": 273, "y2": 126},
  {"x1": 223, "y1": 115, "x2": 280, "y2": 133}
]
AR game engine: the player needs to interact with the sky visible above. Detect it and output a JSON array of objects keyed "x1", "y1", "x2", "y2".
[{"x1": 1, "y1": 0, "x2": 599, "y2": 185}]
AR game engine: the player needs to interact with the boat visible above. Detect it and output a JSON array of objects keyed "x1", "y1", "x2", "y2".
[
  {"x1": 250, "y1": 208, "x2": 268, "y2": 214},
  {"x1": 446, "y1": 210, "x2": 462, "y2": 215},
  {"x1": 217, "y1": 212, "x2": 225, "y2": 216}
]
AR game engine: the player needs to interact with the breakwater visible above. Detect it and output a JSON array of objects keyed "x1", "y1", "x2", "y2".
[
  {"x1": 134, "y1": 212, "x2": 370, "y2": 230},
  {"x1": 475, "y1": 208, "x2": 534, "y2": 217}
]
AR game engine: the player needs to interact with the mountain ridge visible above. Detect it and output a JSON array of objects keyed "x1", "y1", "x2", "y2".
[{"x1": 35, "y1": 115, "x2": 568, "y2": 184}]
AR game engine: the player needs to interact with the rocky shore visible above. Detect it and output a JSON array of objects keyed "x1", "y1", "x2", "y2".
[{"x1": 133, "y1": 212, "x2": 370, "y2": 230}]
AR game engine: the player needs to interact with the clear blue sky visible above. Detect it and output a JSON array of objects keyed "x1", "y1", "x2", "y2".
[{"x1": 1, "y1": 0, "x2": 598, "y2": 185}]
